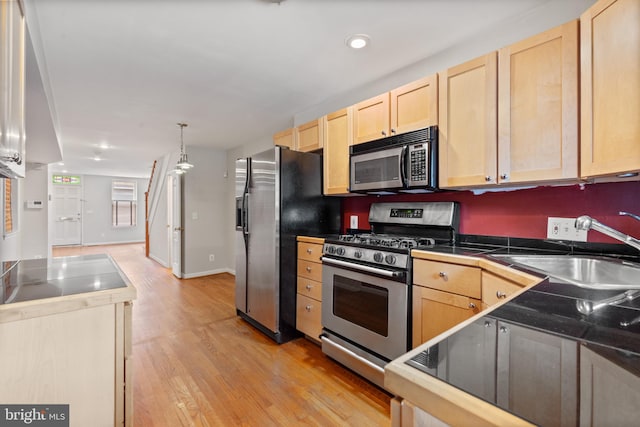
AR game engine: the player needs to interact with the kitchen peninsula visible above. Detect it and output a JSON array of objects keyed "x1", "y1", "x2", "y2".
[
  {"x1": 386, "y1": 248, "x2": 640, "y2": 427},
  {"x1": 0, "y1": 254, "x2": 136, "y2": 427}
]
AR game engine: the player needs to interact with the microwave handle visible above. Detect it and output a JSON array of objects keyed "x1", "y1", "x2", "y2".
[{"x1": 400, "y1": 145, "x2": 408, "y2": 188}]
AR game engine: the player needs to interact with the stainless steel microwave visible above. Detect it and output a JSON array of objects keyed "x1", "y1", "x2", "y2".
[{"x1": 349, "y1": 126, "x2": 438, "y2": 193}]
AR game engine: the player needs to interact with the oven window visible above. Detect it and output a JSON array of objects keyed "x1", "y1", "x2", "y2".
[
  {"x1": 333, "y1": 275, "x2": 388, "y2": 336},
  {"x1": 354, "y1": 156, "x2": 400, "y2": 184}
]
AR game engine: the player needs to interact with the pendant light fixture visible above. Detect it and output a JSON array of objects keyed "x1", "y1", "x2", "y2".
[{"x1": 174, "y1": 122, "x2": 193, "y2": 173}]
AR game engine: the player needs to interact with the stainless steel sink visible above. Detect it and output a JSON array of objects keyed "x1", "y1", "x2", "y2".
[{"x1": 489, "y1": 254, "x2": 640, "y2": 290}]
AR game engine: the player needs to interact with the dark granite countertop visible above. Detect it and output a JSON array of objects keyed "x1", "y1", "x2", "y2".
[{"x1": 1, "y1": 254, "x2": 129, "y2": 304}]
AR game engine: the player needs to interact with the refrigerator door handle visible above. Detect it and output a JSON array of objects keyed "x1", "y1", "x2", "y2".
[{"x1": 243, "y1": 193, "x2": 250, "y2": 235}]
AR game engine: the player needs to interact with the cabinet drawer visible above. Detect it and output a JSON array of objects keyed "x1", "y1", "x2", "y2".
[
  {"x1": 297, "y1": 259, "x2": 322, "y2": 282},
  {"x1": 482, "y1": 271, "x2": 523, "y2": 306},
  {"x1": 296, "y1": 294, "x2": 322, "y2": 340},
  {"x1": 298, "y1": 242, "x2": 324, "y2": 263},
  {"x1": 297, "y1": 277, "x2": 322, "y2": 301},
  {"x1": 413, "y1": 259, "x2": 481, "y2": 299}
]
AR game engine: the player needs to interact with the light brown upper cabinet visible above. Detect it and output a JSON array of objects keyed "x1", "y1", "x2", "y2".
[
  {"x1": 273, "y1": 127, "x2": 296, "y2": 150},
  {"x1": 353, "y1": 93, "x2": 390, "y2": 145},
  {"x1": 498, "y1": 20, "x2": 579, "y2": 184},
  {"x1": 439, "y1": 52, "x2": 498, "y2": 188},
  {"x1": 580, "y1": 0, "x2": 640, "y2": 180},
  {"x1": 390, "y1": 75, "x2": 438, "y2": 136},
  {"x1": 353, "y1": 75, "x2": 438, "y2": 145},
  {"x1": 440, "y1": 21, "x2": 580, "y2": 189},
  {"x1": 296, "y1": 118, "x2": 323, "y2": 152},
  {"x1": 323, "y1": 107, "x2": 353, "y2": 195}
]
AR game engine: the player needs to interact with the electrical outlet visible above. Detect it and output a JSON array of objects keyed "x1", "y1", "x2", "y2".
[
  {"x1": 547, "y1": 217, "x2": 588, "y2": 242},
  {"x1": 350, "y1": 215, "x2": 358, "y2": 229},
  {"x1": 209, "y1": 254, "x2": 215, "y2": 262}
]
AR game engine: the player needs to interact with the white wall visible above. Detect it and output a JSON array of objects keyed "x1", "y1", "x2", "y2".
[
  {"x1": 78, "y1": 174, "x2": 147, "y2": 246},
  {"x1": 182, "y1": 146, "x2": 234, "y2": 277},
  {"x1": 20, "y1": 164, "x2": 49, "y2": 259},
  {"x1": 293, "y1": 0, "x2": 596, "y2": 125}
]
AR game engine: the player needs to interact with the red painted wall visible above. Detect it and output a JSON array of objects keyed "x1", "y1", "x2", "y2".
[{"x1": 341, "y1": 181, "x2": 640, "y2": 244}]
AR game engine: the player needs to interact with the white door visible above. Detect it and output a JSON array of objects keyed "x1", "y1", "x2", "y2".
[
  {"x1": 170, "y1": 175, "x2": 182, "y2": 278},
  {"x1": 53, "y1": 184, "x2": 82, "y2": 246}
]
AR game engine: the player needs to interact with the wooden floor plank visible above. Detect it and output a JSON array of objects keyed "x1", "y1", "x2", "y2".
[{"x1": 53, "y1": 243, "x2": 391, "y2": 426}]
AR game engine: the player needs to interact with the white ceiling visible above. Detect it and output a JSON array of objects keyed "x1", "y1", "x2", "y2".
[{"x1": 22, "y1": 0, "x2": 593, "y2": 178}]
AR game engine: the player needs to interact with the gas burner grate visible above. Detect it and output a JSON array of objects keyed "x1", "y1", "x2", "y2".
[{"x1": 336, "y1": 234, "x2": 435, "y2": 249}]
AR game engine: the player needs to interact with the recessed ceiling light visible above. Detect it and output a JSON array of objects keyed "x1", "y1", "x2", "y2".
[{"x1": 346, "y1": 34, "x2": 370, "y2": 49}]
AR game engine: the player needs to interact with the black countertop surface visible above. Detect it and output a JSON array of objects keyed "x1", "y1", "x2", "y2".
[
  {"x1": 406, "y1": 239, "x2": 640, "y2": 424},
  {"x1": 1, "y1": 254, "x2": 128, "y2": 304}
]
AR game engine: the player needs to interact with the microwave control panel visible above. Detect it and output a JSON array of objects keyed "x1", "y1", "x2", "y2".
[{"x1": 408, "y1": 143, "x2": 428, "y2": 185}]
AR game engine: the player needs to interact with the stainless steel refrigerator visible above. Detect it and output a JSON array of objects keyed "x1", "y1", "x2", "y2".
[{"x1": 235, "y1": 146, "x2": 341, "y2": 343}]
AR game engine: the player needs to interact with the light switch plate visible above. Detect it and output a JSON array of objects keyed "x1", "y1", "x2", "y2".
[
  {"x1": 350, "y1": 215, "x2": 358, "y2": 229},
  {"x1": 547, "y1": 217, "x2": 588, "y2": 242}
]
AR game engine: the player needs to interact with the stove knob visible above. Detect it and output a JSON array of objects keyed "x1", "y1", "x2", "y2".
[
  {"x1": 373, "y1": 252, "x2": 384, "y2": 263},
  {"x1": 326, "y1": 246, "x2": 336, "y2": 255},
  {"x1": 385, "y1": 254, "x2": 397, "y2": 265},
  {"x1": 354, "y1": 250, "x2": 363, "y2": 259},
  {"x1": 336, "y1": 247, "x2": 346, "y2": 256}
]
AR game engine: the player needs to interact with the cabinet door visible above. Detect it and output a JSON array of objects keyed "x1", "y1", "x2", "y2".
[
  {"x1": 481, "y1": 271, "x2": 523, "y2": 306},
  {"x1": 353, "y1": 93, "x2": 390, "y2": 144},
  {"x1": 412, "y1": 285, "x2": 481, "y2": 347},
  {"x1": 580, "y1": 344, "x2": 640, "y2": 427},
  {"x1": 296, "y1": 294, "x2": 322, "y2": 340},
  {"x1": 323, "y1": 107, "x2": 352, "y2": 195},
  {"x1": 439, "y1": 317, "x2": 497, "y2": 403},
  {"x1": 580, "y1": 0, "x2": 640, "y2": 179},
  {"x1": 390, "y1": 74, "x2": 438, "y2": 135},
  {"x1": 496, "y1": 321, "x2": 578, "y2": 427},
  {"x1": 273, "y1": 128, "x2": 296, "y2": 150},
  {"x1": 498, "y1": 20, "x2": 578, "y2": 184},
  {"x1": 296, "y1": 118, "x2": 323, "y2": 152},
  {"x1": 439, "y1": 52, "x2": 498, "y2": 188},
  {"x1": 0, "y1": 0, "x2": 25, "y2": 179}
]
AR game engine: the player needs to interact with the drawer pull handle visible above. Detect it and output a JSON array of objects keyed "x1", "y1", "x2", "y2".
[
  {"x1": 306, "y1": 266, "x2": 312, "y2": 272},
  {"x1": 306, "y1": 248, "x2": 313, "y2": 254},
  {"x1": 305, "y1": 305, "x2": 312, "y2": 311},
  {"x1": 438, "y1": 271, "x2": 447, "y2": 278},
  {"x1": 469, "y1": 302, "x2": 476, "y2": 309},
  {"x1": 305, "y1": 284, "x2": 312, "y2": 290},
  {"x1": 496, "y1": 291, "x2": 507, "y2": 299},
  {"x1": 500, "y1": 326, "x2": 508, "y2": 334}
]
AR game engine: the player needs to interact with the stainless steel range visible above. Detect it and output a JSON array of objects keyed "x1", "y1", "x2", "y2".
[{"x1": 321, "y1": 202, "x2": 459, "y2": 389}]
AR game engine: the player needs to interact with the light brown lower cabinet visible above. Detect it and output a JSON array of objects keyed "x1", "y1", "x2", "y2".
[
  {"x1": 0, "y1": 301, "x2": 133, "y2": 426},
  {"x1": 412, "y1": 285, "x2": 481, "y2": 347},
  {"x1": 496, "y1": 321, "x2": 578, "y2": 427},
  {"x1": 296, "y1": 239, "x2": 324, "y2": 342},
  {"x1": 481, "y1": 271, "x2": 524, "y2": 306},
  {"x1": 391, "y1": 397, "x2": 449, "y2": 427},
  {"x1": 580, "y1": 344, "x2": 640, "y2": 427}
]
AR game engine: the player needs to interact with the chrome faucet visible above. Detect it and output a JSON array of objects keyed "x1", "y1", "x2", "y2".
[{"x1": 575, "y1": 213, "x2": 640, "y2": 251}]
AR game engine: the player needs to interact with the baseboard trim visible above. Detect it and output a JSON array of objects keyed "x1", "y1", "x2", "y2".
[{"x1": 183, "y1": 267, "x2": 234, "y2": 279}]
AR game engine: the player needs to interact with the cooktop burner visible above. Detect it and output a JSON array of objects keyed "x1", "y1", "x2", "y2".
[{"x1": 337, "y1": 234, "x2": 436, "y2": 249}]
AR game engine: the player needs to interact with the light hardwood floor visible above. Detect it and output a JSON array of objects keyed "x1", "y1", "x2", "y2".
[{"x1": 52, "y1": 243, "x2": 391, "y2": 426}]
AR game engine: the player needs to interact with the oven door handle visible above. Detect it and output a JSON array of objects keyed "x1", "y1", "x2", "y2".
[{"x1": 321, "y1": 257, "x2": 403, "y2": 278}]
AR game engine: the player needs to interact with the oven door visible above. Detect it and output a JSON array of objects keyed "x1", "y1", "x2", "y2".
[
  {"x1": 321, "y1": 259, "x2": 408, "y2": 362},
  {"x1": 350, "y1": 145, "x2": 405, "y2": 192}
]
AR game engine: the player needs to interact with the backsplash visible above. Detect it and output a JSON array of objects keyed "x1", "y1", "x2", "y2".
[{"x1": 341, "y1": 181, "x2": 640, "y2": 244}]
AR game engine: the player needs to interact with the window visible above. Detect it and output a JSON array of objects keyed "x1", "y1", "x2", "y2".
[
  {"x1": 2, "y1": 178, "x2": 18, "y2": 237},
  {"x1": 112, "y1": 180, "x2": 137, "y2": 227}
]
